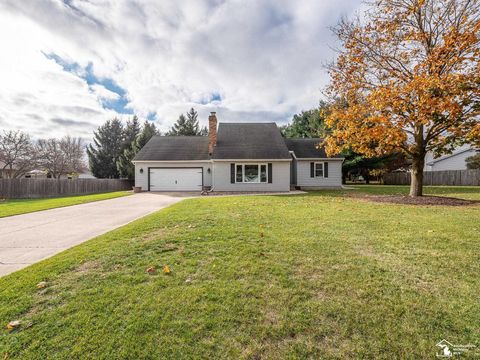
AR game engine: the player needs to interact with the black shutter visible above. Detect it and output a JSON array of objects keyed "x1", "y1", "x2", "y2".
[
  {"x1": 324, "y1": 162, "x2": 329, "y2": 178},
  {"x1": 310, "y1": 162, "x2": 314, "y2": 177},
  {"x1": 268, "y1": 163, "x2": 272, "y2": 183},
  {"x1": 230, "y1": 163, "x2": 235, "y2": 183}
]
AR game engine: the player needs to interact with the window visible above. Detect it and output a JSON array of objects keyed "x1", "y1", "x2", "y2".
[
  {"x1": 315, "y1": 162, "x2": 324, "y2": 177},
  {"x1": 260, "y1": 165, "x2": 267, "y2": 182},
  {"x1": 244, "y1": 165, "x2": 259, "y2": 182},
  {"x1": 236, "y1": 165, "x2": 243, "y2": 182},
  {"x1": 235, "y1": 164, "x2": 268, "y2": 183}
]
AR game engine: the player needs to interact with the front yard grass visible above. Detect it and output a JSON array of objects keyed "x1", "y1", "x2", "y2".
[
  {"x1": 1, "y1": 186, "x2": 479, "y2": 359},
  {"x1": 350, "y1": 184, "x2": 480, "y2": 200},
  {"x1": 0, "y1": 191, "x2": 132, "y2": 218}
]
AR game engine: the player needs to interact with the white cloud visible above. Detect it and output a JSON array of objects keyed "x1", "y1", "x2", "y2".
[
  {"x1": 0, "y1": 0, "x2": 363, "y2": 137},
  {"x1": 89, "y1": 84, "x2": 121, "y2": 101}
]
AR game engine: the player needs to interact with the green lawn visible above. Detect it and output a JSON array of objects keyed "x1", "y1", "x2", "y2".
[
  {"x1": 0, "y1": 191, "x2": 132, "y2": 218},
  {"x1": 349, "y1": 184, "x2": 480, "y2": 200},
  {"x1": 1, "y1": 186, "x2": 479, "y2": 359}
]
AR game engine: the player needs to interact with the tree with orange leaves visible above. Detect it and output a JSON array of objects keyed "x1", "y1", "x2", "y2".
[{"x1": 325, "y1": 0, "x2": 480, "y2": 196}]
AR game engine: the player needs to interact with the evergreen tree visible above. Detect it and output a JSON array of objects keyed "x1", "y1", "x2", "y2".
[
  {"x1": 466, "y1": 153, "x2": 480, "y2": 169},
  {"x1": 87, "y1": 118, "x2": 124, "y2": 178},
  {"x1": 199, "y1": 126, "x2": 208, "y2": 136},
  {"x1": 280, "y1": 101, "x2": 329, "y2": 138},
  {"x1": 123, "y1": 116, "x2": 141, "y2": 146},
  {"x1": 117, "y1": 121, "x2": 159, "y2": 179},
  {"x1": 135, "y1": 121, "x2": 159, "y2": 149},
  {"x1": 167, "y1": 108, "x2": 206, "y2": 136},
  {"x1": 116, "y1": 116, "x2": 141, "y2": 178},
  {"x1": 341, "y1": 149, "x2": 404, "y2": 184},
  {"x1": 167, "y1": 114, "x2": 188, "y2": 135}
]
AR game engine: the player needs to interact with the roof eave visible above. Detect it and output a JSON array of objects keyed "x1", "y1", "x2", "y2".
[
  {"x1": 295, "y1": 157, "x2": 345, "y2": 161},
  {"x1": 212, "y1": 158, "x2": 292, "y2": 162}
]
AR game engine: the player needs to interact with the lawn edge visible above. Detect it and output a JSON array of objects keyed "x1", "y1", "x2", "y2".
[{"x1": 0, "y1": 191, "x2": 133, "y2": 219}]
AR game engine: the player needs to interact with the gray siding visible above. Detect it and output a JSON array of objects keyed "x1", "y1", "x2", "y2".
[
  {"x1": 296, "y1": 160, "x2": 343, "y2": 188},
  {"x1": 428, "y1": 149, "x2": 477, "y2": 171},
  {"x1": 134, "y1": 161, "x2": 212, "y2": 191},
  {"x1": 212, "y1": 161, "x2": 290, "y2": 192}
]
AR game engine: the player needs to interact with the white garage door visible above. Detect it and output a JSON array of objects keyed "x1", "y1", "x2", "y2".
[{"x1": 149, "y1": 168, "x2": 203, "y2": 191}]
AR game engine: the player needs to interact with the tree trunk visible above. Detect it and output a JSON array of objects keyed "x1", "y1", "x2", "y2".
[{"x1": 409, "y1": 155, "x2": 425, "y2": 197}]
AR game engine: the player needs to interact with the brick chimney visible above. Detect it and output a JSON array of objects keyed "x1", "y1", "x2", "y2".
[{"x1": 208, "y1": 112, "x2": 217, "y2": 155}]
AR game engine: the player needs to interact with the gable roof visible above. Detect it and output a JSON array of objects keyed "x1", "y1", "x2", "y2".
[
  {"x1": 426, "y1": 147, "x2": 477, "y2": 165},
  {"x1": 285, "y1": 138, "x2": 342, "y2": 159},
  {"x1": 212, "y1": 123, "x2": 290, "y2": 160},
  {"x1": 133, "y1": 136, "x2": 210, "y2": 161}
]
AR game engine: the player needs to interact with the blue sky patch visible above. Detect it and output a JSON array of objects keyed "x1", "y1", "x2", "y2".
[
  {"x1": 43, "y1": 52, "x2": 133, "y2": 114},
  {"x1": 146, "y1": 111, "x2": 157, "y2": 120},
  {"x1": 198, "y1": 92, "x2": 222, "y2": 105}
]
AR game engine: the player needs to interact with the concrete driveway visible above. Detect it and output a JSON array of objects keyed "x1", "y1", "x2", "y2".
[{"x1": 0, "y1": 193, "x2": 185, "y2": 277}]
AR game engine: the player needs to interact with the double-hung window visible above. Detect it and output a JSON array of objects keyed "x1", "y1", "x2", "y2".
[
  {"x1": 235, "y1": 164, "x2": 268, "y2": 183},
  {"x1": 315, "y1": 162, "x2": 324, "y2": 177}
]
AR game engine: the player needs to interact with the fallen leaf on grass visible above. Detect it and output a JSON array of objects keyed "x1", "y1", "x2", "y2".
[
  {"x1": 36, "y1": 281, "x2": 47, "y2": 289},
  {"x1": 163, "y1": 265, "x2": 171, "y2": 274},
  {"x1": 146, "y1": 266, "x2": 156, "y2": 275},
  {"x1": 6, "y1": 321, "x2": 20, "y2": 330}
]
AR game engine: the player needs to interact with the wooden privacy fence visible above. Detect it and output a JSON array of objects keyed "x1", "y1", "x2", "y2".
[
  {"x1": 384, "y1": 169, "x2": 480, "y2": 186},
  {"x1": 0, "y1": 179, "x2": 133, "y2": 199}
]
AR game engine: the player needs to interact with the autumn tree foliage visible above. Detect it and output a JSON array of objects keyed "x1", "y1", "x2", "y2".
[{"x1": 325, "y1": 0, "x2": 480, "y2": 196}]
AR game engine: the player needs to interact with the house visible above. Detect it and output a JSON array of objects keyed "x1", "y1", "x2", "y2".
[
  {"x1": 0, "y1": 161, "x2": 12, "y2": 179},
  {"x1": 424, "y1": 145, "x2": 478, "y2": 171},
  {"x1": 23, "y1": 170, "x2": 96, "y2": 179},
  {"x1": 132, "y1": 113, "x2": 344, "y2": 192}
]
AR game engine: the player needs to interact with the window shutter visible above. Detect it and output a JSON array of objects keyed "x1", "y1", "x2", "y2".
[
  {"x1": 268, "y1": 163, "x2": 272, "y2": 183},
  {"x1": 324, "y1": 162, "x2": 329, "y2": 178},
  {"x1": 310, "y1": 162, "x2": 314, "y2": 177},
  {"x1": 230, "y1": 163, "x2": 235, "y2": 183}
]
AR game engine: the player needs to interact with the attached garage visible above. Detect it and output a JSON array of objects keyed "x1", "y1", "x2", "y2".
[{"x1": 149, "y1": 168, "x2": 203, "y2": 191}]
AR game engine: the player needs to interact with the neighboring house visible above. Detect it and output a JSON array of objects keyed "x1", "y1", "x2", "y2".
[
  {"x1": 77, "y1": 171, "x2": 96, "y2": 179},
  {"x1": 424, "y1": 145, "x2": 478, "y2": 171},
  {"x1": 132, "y1": 113, "x2": 343, "y2": 192},
  {"x1": 24, "y1": 169, "x2": 46, "y2": 179},
  {"x1": 0, "y1": 161, "x2": 21, "y2": 179},
  {"x1": 23, "y1": 170, "x2": 96, "y2": 179},
  {"x1": 0, "y1": 161, "x2": 11, "y2": 179}
]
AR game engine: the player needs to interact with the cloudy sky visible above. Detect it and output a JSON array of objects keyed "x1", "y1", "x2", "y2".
[{"x1": 0, "y1": 0, "x2": 363, "y2": 139}]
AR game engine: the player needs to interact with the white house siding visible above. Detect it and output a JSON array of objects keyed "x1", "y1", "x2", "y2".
[
  {"x1": 212, "y1": 161, "x2": 290, "y2": 192},
  {"x1": 425, "y1": 148, "x2": 477, "y2": 171},
  {"x1": 134, "y1": 161, "x2": 212, "y2": 191},
  {"x1": 295, "y1": 160, "x2": 343, "y2": 188}
]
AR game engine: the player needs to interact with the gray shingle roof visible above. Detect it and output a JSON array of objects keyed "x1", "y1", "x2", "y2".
[
  {"x1": 285, "y1": 138, "x2": 342, "y2": 159},
  {"x1": 212, "y1": 123, "x2": 290, "y2": 160},
  {"x1": 133, "y1": 136, "x2": 210, "y2": 161}
]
